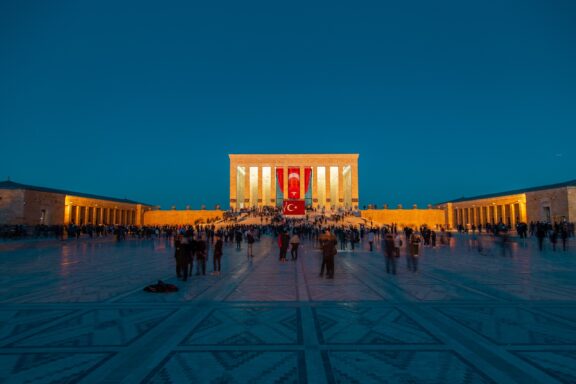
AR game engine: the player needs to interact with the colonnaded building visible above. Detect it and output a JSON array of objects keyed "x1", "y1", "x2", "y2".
[
  {"x1": 0, "y1": 154, "x2": 574, "y2": 228},
  {"x1": 229, "y1": 154, "x2": 359, "y2": 210}
]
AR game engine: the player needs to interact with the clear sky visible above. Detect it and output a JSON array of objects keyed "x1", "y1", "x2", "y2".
[{"x1": 1, "y1": 0, "x2": 575, "y2": 209}]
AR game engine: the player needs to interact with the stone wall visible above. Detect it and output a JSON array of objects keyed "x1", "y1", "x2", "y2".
[
  {"x1": 143, "y1": 210, "x2": 224, "y2": 226},
  {"x1": 0, "y1": 189, "x2": 25, "y2": 225},
  {"x1": 525, "y1": 187, "x2": 572, "y2": 223},
  {"x1": 360, "y1": 209, "x2": 446, "y2": 229},
  {"x1": 23, "y1": 190, "x2": 66, "y2": 225}
]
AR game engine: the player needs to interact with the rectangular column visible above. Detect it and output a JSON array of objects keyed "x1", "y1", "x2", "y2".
[
  {"x1": 270, "y1": 167, "x2": 276, "y2": 207},
  {"x1": 230, "y1": 161, "x2": 237, "y2": 210},
  {"x1": 312, "y1": 166, "x2": 318, "y2": 208},
  {"x1": 283, "y1": 166, "x2": 288, "y2": 200},
  {"x1": 338, "y1": 165, "x2": 344, "y2": 208},
  {"x1": 258, "y1": 166, "x2": 263, "y2": 208},
  {"x1": 325, "y1": 165, "x2": 331, "y2": 209},
  {"x1": 351, "y1": 163, "x2": 359, "y2": 209},
  {"x1": 299, "y1": 166, "x2": 305, "y2": 200},
  {"x1": 244, "y1": 166, "x2": 250, "y2": 208}
]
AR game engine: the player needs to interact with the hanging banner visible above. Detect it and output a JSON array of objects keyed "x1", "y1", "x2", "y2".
[
  {"x1": 276, "y1": 168, "x2": 284, "y2": 194},
  {"x1": 283, "y1": 200, "x2": 306, "y2": 216},
  {"x1": 304, "y1": 167, "x2": 312, "y2": 194},
  {"x1": 288, "y1": 167, "x2": 300, "y2": 199}
]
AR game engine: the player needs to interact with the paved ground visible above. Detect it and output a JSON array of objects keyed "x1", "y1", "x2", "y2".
[{"x1": 0, "y1": 234, "x2": 575, "y2": 383}]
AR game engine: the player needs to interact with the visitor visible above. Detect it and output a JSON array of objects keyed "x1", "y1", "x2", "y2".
[
  {"x1": 246, "y1": 229, "x2": 255, "y2": 258},
  {"x1": 368, "y1": 230, "x2": 375, "y2": 251},
  {"x1": 195, "y1": 234, "x2": 207, "y2": 275},
  {"x1": 212, "y1": 234, "x2": 223, "y2": 275},
  {"x1": 383, "y1": 233, "x2": 396, "y2": 274},
  {"x1": 320, "y1": 229, "x2": 338, "y2": 278},
  {"x1": 290, "y1": 230, "x2": 301, "y2": 261},
  {"x1": 408, "y1": 231, "x2": 422, "y2": 272}
]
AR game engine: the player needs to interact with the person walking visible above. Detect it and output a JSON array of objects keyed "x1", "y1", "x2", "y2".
[
  {"x1": 408, "y1": 231, "x2": 422, "y2": 272},
  {"x1": 174, "y1": 235, "x2": 188, "y2": 281},
  {"x1": 290, "y1": 231, "x2": 301, "y2": 261},
  {"x1": 383, "y1": 233, "x2": 396, "y2": 274},
  {"x1": 212, "y1": 235, "x2": 223, "y2": 275}
]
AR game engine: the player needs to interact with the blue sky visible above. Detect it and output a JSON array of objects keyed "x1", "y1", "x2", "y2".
[{"x1": 1, "y1": 0, "x2": 575, "y2": 209}]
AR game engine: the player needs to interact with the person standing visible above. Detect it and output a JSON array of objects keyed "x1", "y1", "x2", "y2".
[
  {"x1": 368, "y1": 230, "x2": 375, "y2": 252},
  {"x1": 246, "y1": 229, "x2": 255, "y2": 258},
  {"x1": 290, "y1": 231, "x2": 301, "y2": 261},
  {"x1": 408, "y1": 231, "x2": 422, "y2": 272},
  {"x1": 174, "y1": 235, "x2": 188, "y2": 281},
  {"x1": 383, "y1": 233, "x2": 396, "y2": 274},
  {"x1": 321, "y1": 229, "x2": 338, "y2": 278},
  {"x1": 195, "y1": 234, "x2": 207, "y2": 275},
  {"x1": 212, "y1": 235, "x2": 223, "y2": 275}
]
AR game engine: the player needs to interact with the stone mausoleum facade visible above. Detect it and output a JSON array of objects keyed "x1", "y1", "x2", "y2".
[{"x1": 229, "y1": 154, "x2": 359, "y2": 210}]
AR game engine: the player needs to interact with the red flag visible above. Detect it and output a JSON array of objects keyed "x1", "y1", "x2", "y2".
[
  {"x1": 287, "y1": 167, "x2": 300, "y2": 199},
  {"x1": 283, "y1": 200, "x2": 305, "y2": 216}
]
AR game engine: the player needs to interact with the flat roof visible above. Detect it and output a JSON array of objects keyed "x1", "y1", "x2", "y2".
[
  {"x1": 0, "y1": 181, "x2": 152, "y2": 206},
  {"x1": 438, "y1": 179, "x2": 576, "y2": 205}
]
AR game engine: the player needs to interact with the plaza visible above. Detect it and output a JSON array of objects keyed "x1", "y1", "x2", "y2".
[{"x1": 1, "y1": 234, "x2": 575, "y2": 383}]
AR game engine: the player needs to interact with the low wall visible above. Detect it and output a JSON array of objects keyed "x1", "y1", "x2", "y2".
[
  {"x1": 143, "y1": 210, "x2": 224, "y2": 226},
  {"x1": 361, "y1": 209, "x2": 446, "y2": 229}
]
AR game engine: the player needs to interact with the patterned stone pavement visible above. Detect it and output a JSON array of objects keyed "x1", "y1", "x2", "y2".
[{"x1": 0, "y1": 234, "x2": 575, "y2": 383}]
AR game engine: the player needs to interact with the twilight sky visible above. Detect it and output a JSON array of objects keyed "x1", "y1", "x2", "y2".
[{"x1": 1, "y1": 0, "x2": 575, "y2": 209}]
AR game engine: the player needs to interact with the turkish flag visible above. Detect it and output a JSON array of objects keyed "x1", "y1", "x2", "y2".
[{"x1": 283, "y1": 200, "x2": 306, "y2": 216}]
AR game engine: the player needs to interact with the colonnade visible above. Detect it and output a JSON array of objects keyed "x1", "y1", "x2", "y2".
[
  {"x1": 67, "y1": 205, "x2": 136, "y2": 225},
  {"x1": 452, "y1": 200, "x2": 527, "y2": 228}
]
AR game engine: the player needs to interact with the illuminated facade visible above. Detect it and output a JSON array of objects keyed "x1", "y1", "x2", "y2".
[
  {"x1": 0, "y1": 181, "x2": 152, "y2": 226},
  {"x1": 437, "y1": 180, "x2": 576, "y2": 228},
  {"x1": 229, "y1": 154, "x2": 359, "y2": 210}
]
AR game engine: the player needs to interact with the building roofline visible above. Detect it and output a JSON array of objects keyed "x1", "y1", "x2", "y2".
[
  {"x1": 0, "y1": 180, "x2": 153, "y2": 206},
  {"x1": 436, "y1": 179, "x2": 576, "y2": 205}
]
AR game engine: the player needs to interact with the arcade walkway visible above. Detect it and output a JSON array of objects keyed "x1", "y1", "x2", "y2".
[{"x1": 0, "y1": 235, "x2": 575, "y2": 383}]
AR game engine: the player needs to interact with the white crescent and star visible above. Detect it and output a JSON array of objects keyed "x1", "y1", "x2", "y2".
[
  {"x1": 286, "y1": 203, "x2": 297, "y2": 212},
  {"x1": 288, "y1": 172, "x2": 300, "y2": 180}
]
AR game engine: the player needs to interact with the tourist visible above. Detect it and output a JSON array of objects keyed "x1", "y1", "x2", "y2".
[
  {"x1": 408, "y1": 231, "x2": 422, "y2": 272},
  {"x1": 195, "y1": 234, "x2": 207, "y2": 275},
  {"x1": 290, "y1": 231, "x2": 301, "y2": 261},
  {"x1": 383, "y1": 233, "x2": 396, "y2": 274},
  {"x1": 367, "y1": 230, "x2": 375, "y2": 251},
  {"x1": 394, "y1": 232, "x2": 403, "y2": 259},
  {"x1": 246, "y1": 229, "x2": 255, "y2": 258},
  {"x1": 550, "y1": 229, "x2": 558, "y2": 252},
  {"x1": 212, "y1": 234, "x2": 223, "y2": 275},
  {"x1": 320, "y1": 229, "x2": 338, "y2": 278},
  {"x1": 235, "y1": 230, "x2": 243, "y2": 250},
  {"x1": 174, "y1": 235, "x2": 188, "y2": 281}
]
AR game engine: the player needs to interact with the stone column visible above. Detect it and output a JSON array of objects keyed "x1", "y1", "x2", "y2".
[
  {"x1": 229, "y1": 160, "x2": 237, "y2": 210},
  {"x1": 283, "y1": 166, "x2": 288, "y2": 200},
  {"x1": 244, "y1": 166, "x2": 250, "y2": 208},
  {"x1": 271, "y1": 167, "x2": 277, "y2": 207},
  {"x1": 510, "y1": 204, "x2": 516, "y2": 227},
  {"x1": 338, "y1": 165, "x2": 344, "y2": 208},
  {"x1": 519, "y1": 202, "x2": 527, "y2": 222},
  {"x1": 299, "y1": 166, "x2": 305, "y2": 200},
  {"x1": 351, "y1": 162, "x2": 359, "y2": 209},
  {"x1": 325, "y1": 165, "x2": 331, "y2": 209},
  {"x1": 312, "y1": 166, "x2": 318, "y2": 208},
  {"x1": 258, "y1": 166, "x2": 263, "y2": 208}
]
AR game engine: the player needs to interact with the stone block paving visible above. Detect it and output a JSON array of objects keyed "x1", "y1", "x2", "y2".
[{"x1": 0, "y1": 234, "x2": 575, "y2": 383}]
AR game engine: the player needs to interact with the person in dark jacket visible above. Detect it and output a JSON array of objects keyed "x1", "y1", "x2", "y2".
[{"x1": 213, "y1": 235, "x2": 223, "y2": 275}]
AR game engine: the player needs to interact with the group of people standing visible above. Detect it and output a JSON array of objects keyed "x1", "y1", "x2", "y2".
[{"x1": 174, "y1": 232, "x2": 223, "y2": 281}]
